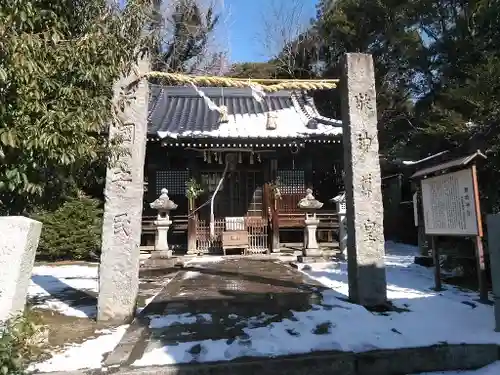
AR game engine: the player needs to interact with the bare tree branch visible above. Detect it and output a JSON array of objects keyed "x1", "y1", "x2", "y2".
[{"x1": 256, "y1": 0, "x2": 315, "y2": 77}]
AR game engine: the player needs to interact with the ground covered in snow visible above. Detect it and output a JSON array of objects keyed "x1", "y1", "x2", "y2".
[
  {"x1": 127, "y1": 242, "x2": 500, "y2": 368},
  {"x1": 26, "y1": 261, "x2": 168, "y2": 373},
  {"x1": 29, "y1": 263, "x2": 100, "y2": 318},
  {"x1": 296, "y1": 242, "x2": 499, "y2": 351},
  {"x1": 25, "y1": 242, "x2": 500, "y2": 373}
]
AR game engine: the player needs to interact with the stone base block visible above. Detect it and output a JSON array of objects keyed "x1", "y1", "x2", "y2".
[
  {"x1": 151, "y1": 250, "x2": 173, "y2": 259},
  {"x1": 0, "y1": 216, "x2": 42, "y2": 322},
  {"x1": 297, "y1": 255, "x2": 333, "y2": 264},
  {"x1": 304, "y1": 247, "x2": 322, "y2": 257}
]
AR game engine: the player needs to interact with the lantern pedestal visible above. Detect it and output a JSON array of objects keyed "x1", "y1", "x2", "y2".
[
  {"x1": 152, "y1": 219, "x2": 172, "y2": 258},
  {"x1": 304, "y1": 215, "x2": 321, "y2": 257}
]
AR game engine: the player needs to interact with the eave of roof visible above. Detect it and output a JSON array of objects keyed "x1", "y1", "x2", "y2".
[
  {"x1": 147, "y1": 85, "x2": 342, "y2": 140},
  {"x1": 411, "y1": 150, "x2": 487, "y2": 179}
]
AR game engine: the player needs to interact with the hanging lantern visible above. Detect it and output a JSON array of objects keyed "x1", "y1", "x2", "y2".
[
  {"x1": 257, "y1": 153, "x2": 261, "y2": 163},
  {"x1": 203, "y1": 150, "x2": 208, "y2": 162},
  {"x1": 218, "y1": 152, "x2": 223, "y2": 164},
  {"x1": 250, "y1": 152, "x2": 254, "y2": 165},
  {"x1": 238, "y1": 152, "x2": 242, "y2": 164},
  {"x1": 207, "y1": 151, "x2": 212, "y2": 164}
]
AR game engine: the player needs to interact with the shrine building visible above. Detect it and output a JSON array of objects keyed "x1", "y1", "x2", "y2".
[{"x1": 141, "y1": 85, "x2": 344, "y2": 254}]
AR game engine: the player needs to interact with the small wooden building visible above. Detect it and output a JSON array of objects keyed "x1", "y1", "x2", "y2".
[{"x1": 142, "y1": 85, "x2": 344, "y2": 254}]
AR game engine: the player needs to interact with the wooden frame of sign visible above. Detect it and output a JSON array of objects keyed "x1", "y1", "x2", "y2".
[{"x1": 411, "y1": 150, "x2": 488, "y2": 301}]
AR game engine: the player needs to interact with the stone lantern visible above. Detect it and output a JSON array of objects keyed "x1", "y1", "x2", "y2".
[
  {"x1": 297, "y1": 188, "x2": 323, "y2": 257},
  {"x1": 150, "y1": 188, "x2": 178, "y2": 258},
  {"x1": 331, "y1": 192, "x2": 347, "y2": 258}
]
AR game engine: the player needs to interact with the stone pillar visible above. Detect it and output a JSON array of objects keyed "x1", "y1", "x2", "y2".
[
  {"x1": 0, "y1": 217, "x2": 42, "y2": 322},
  {"x1": 97, "y1": 54, "x2": 149, "y2": 324},
  {"x1": 340, "y1": 53, "x2": 387, "y2": 306},
  {"x1": 486, "y1": 214, "x2": 500, "y2": 331}
]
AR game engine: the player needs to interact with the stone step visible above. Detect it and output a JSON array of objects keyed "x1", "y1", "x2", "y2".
[{"x1": 103, "y1": 343, "x2": 499, "y2": 375}]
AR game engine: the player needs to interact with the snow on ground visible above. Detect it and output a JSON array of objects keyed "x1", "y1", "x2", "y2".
[
  {"x1": 28, "y1": 263, "x2": 164, "y2": 318},
  {"x1": 26, "y1": 244, "x2": 500, "y2": 371},
  {"x1": 184, "y1": 256, "x2": 224, "y2": 267},
  {"x1": 27, "y1": 263, "x2": 166, "y2": 372},
  {"x1": 414, "y1": 361, "x2": 500, "y2": 374},
  {"x1": 131, "y1": 241, "x2": 500, "y2": 367},
  {"x1": 28, "y1": 325, "x2": 128, "y2": 373},
  {"x1": 149, "y1": 313, "x2": 213, "y2": 329},
  {"x1": 297, "y1": 241, "x2": 500, "y2": 350},
  {"x1": 183, "y1": 270, "x2": 202, "y2": 279},
  {"x1": 28, "y1": 264, "x2": 99, "y2": 318}
]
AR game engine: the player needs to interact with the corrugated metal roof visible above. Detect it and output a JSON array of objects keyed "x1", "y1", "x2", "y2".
[
  {"x1": 411, "y1": 150, "x2": 487, "y2": 178},
  {"x1": 148, "y1": 85, "x2": 342, "y2": 139}
]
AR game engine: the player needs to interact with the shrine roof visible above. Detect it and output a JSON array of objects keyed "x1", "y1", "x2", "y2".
[{"x1": 147, "y1": 85, "x2": 342, "y2": 140}]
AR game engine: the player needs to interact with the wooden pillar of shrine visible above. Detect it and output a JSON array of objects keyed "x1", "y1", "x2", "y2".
[
  {"x1": 187, "y1": 154, "x2": 198, "y2": 254},
  {"x1": 270, "y1": 159, "x2": 280, "y2": 252},
  {"x1": 187, "y1": 200, "x2": 197, "y2": 254}
]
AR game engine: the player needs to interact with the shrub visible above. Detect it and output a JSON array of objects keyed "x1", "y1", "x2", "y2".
[
  {"x1": 33, "y1": 194, "x2": 103, "y2": 261},
  {"x1": 0, "y1": 314, "x2": 47, "y2": 375}
]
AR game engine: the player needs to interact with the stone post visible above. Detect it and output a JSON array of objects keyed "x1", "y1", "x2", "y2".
[
  {"x1": 150, "y1": 188, "x2": 178, "y2": 258},
  {"x1": 97, "y1": 54, "x2": 149, "y2": 324},
  {"x1": 486, "y1": 214, "x2": 500, "y2": 331},
  {"x1": 340, "y1": 53, "x2": 387, "y2": 306},
  {"x1": 0, "y1": 217, "x2": 42, "y2": 323},
  {"x1": 298, "y1": 188, "x2": 323, "y2": 258},
  {"x1": 332, "y1": 192, "x2": 347, "y2": 258}
]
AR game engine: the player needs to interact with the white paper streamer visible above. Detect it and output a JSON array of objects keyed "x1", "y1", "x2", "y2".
[
  {"x1": 250, "y1": 84, "x2": 266, "y2": 102},
  {"x1": 190, "y1": 83, "x2": 223, "y2": 112}
]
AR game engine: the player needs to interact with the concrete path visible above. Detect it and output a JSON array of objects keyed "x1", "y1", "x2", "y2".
[{"x1": 105, "y1": 258, "x2": 325, "y2": 368}]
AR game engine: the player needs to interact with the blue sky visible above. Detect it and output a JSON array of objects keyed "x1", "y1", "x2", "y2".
[
  {"x1": 222, "y1": 0, "x2": 318, "y2": 63},
  {"x1": 119, "y1": 0, "x2": 318, "y2": 63}
]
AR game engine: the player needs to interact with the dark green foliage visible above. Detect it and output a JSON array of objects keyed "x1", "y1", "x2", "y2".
[
  {"x1": 0, "y1": 0, "x2": 153, "y2": 214},
  {"x1": 33, "y1": 195, "x2": 103, "y2": 261},
  {"x1": 0, "y1": 314, "x2": 45, "y2": 375},
  {"x1": 153, "y1": 0, "x2": 220, "y2": 72},
  {"x1": 313, "y1": 0, "x2": 500, "y2": 211},
  {"x1": 226, "y1": 62, "x2": 280, "y2": 79}
]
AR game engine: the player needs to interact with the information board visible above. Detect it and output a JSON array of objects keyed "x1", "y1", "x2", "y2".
[{"x1": 421, "y1": 168, "x2": 478, "y2": 236}]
